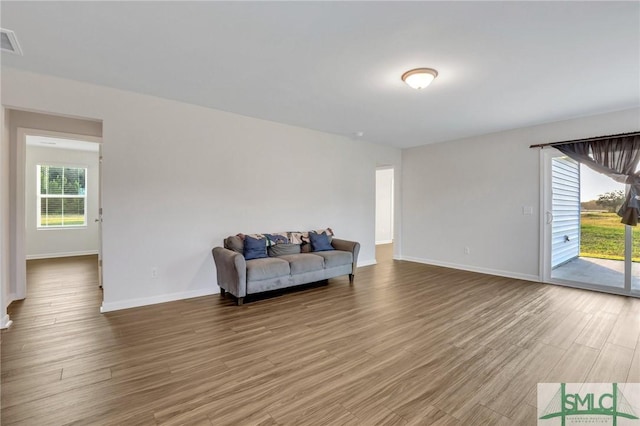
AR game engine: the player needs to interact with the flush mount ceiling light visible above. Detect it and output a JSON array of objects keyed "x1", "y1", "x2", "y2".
[{"x1": 401, "y1": 68, "x2": 438, "y2": 89}]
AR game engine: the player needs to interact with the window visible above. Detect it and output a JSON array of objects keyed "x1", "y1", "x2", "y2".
[{"x1": 37, "y1": 165, "x2": 87, "y2": 228}]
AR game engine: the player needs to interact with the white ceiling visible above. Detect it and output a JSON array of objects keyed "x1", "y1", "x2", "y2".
[{"x1": 1, "y1": 1, "x2": 639, "y2": 148}]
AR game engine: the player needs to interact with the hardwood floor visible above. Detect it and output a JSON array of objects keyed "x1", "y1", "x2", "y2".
[{"x1": 2, "y1": 255, "x2": 639, "y2": 425}]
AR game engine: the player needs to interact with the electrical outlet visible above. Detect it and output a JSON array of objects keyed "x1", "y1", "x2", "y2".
[
  {"x1": 151, "y1": 267, "x2": 158, "y2": 279},
  {"x1": 464, "y1": 247, "x2": 470, "y2": 255}
]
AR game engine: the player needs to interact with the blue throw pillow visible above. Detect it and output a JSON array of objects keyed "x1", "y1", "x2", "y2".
[
  {"x1": 243, "y1": 235, "x2": 267, "y2": 260},
  {"x1": 309, "y1": 231, "x2": 334, "y2": 252}
]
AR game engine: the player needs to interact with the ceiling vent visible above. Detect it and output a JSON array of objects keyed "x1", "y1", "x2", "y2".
[{"x1": 1, "y1": 29, "x2": 23, "y2": 55}]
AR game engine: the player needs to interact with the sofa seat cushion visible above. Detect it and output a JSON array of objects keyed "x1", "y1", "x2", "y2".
[
  {"x1": 246, "y1": 257, "x2": 290, "y2": 281},
  {"x1": 313, "y1": 250, "x2": 353, "y2": 269},
  {"x1": 279, "y1": 254, "x2": 325, "y2": 275}
]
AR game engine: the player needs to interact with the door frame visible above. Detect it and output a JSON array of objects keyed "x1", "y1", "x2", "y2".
[
  {"x1": 540, "y1": 149, "x2": 638, "y2": 298},
  {"x1": 15, "y1": 128, "x2": 103, "y2": 302}
]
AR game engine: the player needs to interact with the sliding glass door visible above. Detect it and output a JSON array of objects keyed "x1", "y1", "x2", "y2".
[
  {"x1": 542, "y1": 149, "x2": 638, "y2": 297},
  {"x1": 633, "y1": 225, "x2": 640, "y2": 291}
]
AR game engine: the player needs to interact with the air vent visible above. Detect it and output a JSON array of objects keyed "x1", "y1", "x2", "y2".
[{"x1": 1, "y1": 29, "x2": 23, "y2": 55}]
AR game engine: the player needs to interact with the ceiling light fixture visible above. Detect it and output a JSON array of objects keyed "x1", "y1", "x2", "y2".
[{"x1": 401, "y1": 68, "x2": 438, "y2": 89}]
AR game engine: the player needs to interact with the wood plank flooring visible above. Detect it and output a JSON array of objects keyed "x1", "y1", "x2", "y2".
[{"x1": 2, "y1": 255, "x2": 639, "y2": 425}]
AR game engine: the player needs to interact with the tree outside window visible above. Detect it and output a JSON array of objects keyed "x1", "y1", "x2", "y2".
[{"x1": 38, "y1": 165, "x2": 87, "y2": 227}]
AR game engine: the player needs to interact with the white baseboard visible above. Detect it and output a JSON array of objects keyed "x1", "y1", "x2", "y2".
[
  {"x1": 26, "y1": 250, "x2": 99, "y2": 260},
  {"x1": 100, "y1": 287, "x2": 218, "y2": 313},
  {"x1": 397, "y1": 255, "x2": 540, "y2": 283},
  {"x1": 1, "y1": 314, "x2": 13, "y2": 329},
  {"x1": 375, "y1": 240, "x2": 393, "y2": 245},
  {"x1": 358, "y1": 259, "x2": 377, "y2": 268}
]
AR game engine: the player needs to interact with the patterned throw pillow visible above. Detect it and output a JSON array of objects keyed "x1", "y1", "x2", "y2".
[
  {"x1": 289, "y1": 232, "x2": 307, "y2": 245},
  {"x1": 264, "y1": 233, "x2": 289, "y2": 246},
  {"x1": 290, "y1": 228, "x2": 333, "y2": 244}
]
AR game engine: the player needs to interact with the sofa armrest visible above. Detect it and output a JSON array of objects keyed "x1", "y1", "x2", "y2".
[
  {"x1": 212, "y1": 247, "x2": 247, "y2": 298},
  {"x1": 331, "y1": 238, "x2": 360, "y2": 273}
]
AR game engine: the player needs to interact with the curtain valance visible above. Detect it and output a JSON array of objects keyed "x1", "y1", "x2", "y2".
[{"x1": 534, "y1": 133, "x2": 640, "y2": 225}]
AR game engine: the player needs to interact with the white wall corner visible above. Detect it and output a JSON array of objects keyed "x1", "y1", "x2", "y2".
[{"x1": 357, "y1": 259, "x2": 377, "y2": 268}]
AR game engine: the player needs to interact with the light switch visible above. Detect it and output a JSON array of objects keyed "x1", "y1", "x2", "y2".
[{"x1": 522, "y1": 206, "x2": 533, "y2": 215}]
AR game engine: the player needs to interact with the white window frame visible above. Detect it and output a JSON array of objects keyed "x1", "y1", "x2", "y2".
[{"x1": 37, "y1": 164, "x2": 88, "y2": 229}]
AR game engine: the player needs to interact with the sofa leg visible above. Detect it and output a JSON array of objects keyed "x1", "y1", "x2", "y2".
[
  {"x1": 236, "y1": 297, "x2": 244, "y2": 306},
  {"x1": 349, "y1": 274, "x2": 354, "y2": 284},
  {"x1": 220, "y1": 288, "x2": 226, "y2": 297}
]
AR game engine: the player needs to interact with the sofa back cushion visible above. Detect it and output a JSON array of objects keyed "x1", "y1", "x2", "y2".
[
  {"x1": 224, "y1": 235, "x2": 244, "y2": 254},
  {"x1": 268, "y1": 243, "x2": 301, "y2": 257},
  {"x1": 224, "y1": 229, "x2": 334, "y2": 256}
]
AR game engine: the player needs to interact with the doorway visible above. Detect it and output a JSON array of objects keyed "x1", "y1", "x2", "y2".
[
  {"x1": 375, "y1": 167, "x2": 394, "y2": 263},
  {"x1": 541, "y1": 149, "x2": 640, "y2": 296},
  {"x1": 17, "y1": 128, "x2": 103, "y2": 302}
]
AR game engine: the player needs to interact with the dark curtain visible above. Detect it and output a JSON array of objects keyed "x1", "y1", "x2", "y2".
[{"x1": 555, "y1": 135, "x2": 640, "y2": 226}]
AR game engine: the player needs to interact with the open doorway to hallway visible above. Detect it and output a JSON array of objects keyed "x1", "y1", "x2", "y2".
[
  {"x1": 4, "y1": 108, "x2": 104, "y2": 328},
  {"x1": 375, "y1": 167, "x2": 394, "y2": 263},
  {"x1": 21, "y1": 131, "x2": 103, "y2": 315}
]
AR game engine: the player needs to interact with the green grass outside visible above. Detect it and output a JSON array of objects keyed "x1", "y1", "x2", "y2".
[
  {"x1": 581, "y1": 212, "x2": 640, "y2": 262},
  {"x1": 40, "y1": 214, "x2": 85, "y2": 227}
]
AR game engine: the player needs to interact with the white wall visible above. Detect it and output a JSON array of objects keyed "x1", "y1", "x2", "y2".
[
  {"x1": 401, "y1": 107, "x2": 640, "y2": 281},
  {"x1": 1, "y1": 68, "x2": 401, "y2": 312},
  {"x1": 25, "y1": 145, "x2": 100, "y2": 259},
  {"x1": 375, "y1": 168, "x2": 394, "y2": 244},
  {"x1": 0, "y1": 107, "x2": 11, "y2": 328}
]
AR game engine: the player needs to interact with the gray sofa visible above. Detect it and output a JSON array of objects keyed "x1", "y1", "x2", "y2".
[{"x1": 212, "y1": 234, "x2": 360, "y2": 305}]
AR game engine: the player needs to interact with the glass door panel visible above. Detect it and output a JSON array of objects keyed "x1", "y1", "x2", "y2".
[
  {"x1": 633, "y1": 207, "x2": 640, "y2": 292},
  {"x1": 550, "y1": 161, "x2": 625, "y2": 288}
]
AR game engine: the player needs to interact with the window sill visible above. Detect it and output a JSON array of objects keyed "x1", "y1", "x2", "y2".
[{"x1": 37, "y1": 226, "x2": 89, "y2": 231}]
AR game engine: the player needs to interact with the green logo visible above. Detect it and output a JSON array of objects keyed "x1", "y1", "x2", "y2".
[{"x1": 538, "y1": 383, "x2": 639, "y2": 425}]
